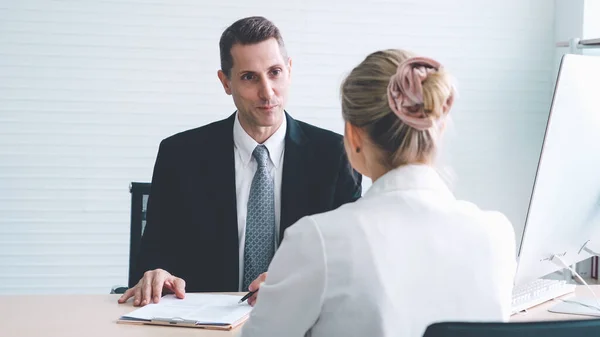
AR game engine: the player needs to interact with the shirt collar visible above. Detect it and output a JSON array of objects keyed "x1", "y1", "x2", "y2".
[
  {"x1": 233, "y1": 112, "x2": 287, "y2": 168},
  {"x1": 364, "y1": 164, "x2": 455, "y2": 199}
]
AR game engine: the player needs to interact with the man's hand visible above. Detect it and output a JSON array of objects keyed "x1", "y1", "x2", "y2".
[
  {"x1": 117, "y1": 268, "x2": 186, "y2": 306},
  {"x1": 247, "y1": 272, "x2": 267, "y2": 307}
]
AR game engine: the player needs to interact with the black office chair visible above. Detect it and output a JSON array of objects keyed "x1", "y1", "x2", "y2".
[
  {"x1": 127, "y1": 182, "x2": 151, "y2": 287},
  {"x1": 111, "y1": 182, "x2": 151, "y2": 295},
  {"x1": 423, "y1": 319, "x2": 600, "y2": 337}
]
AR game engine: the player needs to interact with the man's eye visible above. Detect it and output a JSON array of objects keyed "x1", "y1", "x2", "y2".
[
  {"x1": 271, "y1": 69, "x2": 281, "y2": 76},
  {"x1": 242, "y1": 74, "x2": 255, "y2": 81}
]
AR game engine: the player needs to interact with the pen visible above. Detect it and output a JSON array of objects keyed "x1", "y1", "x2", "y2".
[{"x1": 238, "y1": 289, "x2": 258, "y2": 304}]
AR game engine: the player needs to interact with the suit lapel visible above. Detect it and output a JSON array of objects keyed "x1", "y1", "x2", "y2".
[
  {"x1": 209, "y1": 113, "x2": 239, "y2": 289},
  {"x1": 280, "y1": 112, "x2": 313, "y2": 242}
]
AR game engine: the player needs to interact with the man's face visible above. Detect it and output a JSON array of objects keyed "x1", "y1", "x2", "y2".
[{"x1": 218, "y1": 38, "x2": 292, "y2": 130}]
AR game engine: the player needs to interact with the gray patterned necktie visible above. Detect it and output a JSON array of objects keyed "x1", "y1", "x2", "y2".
[{"x1": 242, "y1": 145, "x2": 276, "y2": 291}]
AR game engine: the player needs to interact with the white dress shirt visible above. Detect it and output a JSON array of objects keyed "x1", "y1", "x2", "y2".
[
  {"x1": 240, "y1": 164, "x2": 517, "y2": 337},
  {"x1": 233, "y1": 113, "x2": 286, "y2": 291}
]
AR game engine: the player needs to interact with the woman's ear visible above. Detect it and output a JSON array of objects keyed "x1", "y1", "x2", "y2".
[
  {"x1": 345, "y1": 121, "x2": 363, "y2": 154},
  {"x1": 344, "y1": 121, "x2": 369, "y2": 178}
]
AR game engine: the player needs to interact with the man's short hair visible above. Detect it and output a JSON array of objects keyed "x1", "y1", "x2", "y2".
[{"x1": 219, "y1": 16, "x2": 287, "y2": 78}]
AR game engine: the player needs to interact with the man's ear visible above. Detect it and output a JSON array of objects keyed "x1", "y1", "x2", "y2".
[
  {"x1": 287, "y1": 57, "x2": 292, "y2": 79},
  {"x1": 217, "y1": 70, "x2": 232, "y2": 95}
]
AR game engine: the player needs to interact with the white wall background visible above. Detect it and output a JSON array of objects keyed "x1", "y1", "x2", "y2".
[
  {"x1": 583, "y1": 0, "x2": 600, "y2": 40},
  {"x1": 582, "y1": 0, "x2": 600, "y2": 60},
  {"x1": 0, "y1": 0, "x2": 556, "y2": 294},
  {"x1": 554, "y1": 0, "x2": 584, "y2": 72},
  {"x1": 554, "y1": 0, "x2": 600, "y2": 65}
]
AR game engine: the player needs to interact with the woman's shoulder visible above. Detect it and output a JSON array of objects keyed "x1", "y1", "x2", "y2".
[
  {"x1": 284, "y1": 201, "x2": 362, "y2": 239},
  {"x1": 456, "y1": 199, "x2": 511, "y2": 223},
  {"x1": 454, "y1": 200, "x2": 516, "y2": 243}
]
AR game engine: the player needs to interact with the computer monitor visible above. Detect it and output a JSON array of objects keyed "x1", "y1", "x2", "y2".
[{"x1": 514, "y1": 54, "x2": 600, "y2": 287}]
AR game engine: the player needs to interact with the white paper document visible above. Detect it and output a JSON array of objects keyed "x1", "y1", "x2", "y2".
[{"x1": 120, "y1": 293, "x2": 253, "y2": 326}]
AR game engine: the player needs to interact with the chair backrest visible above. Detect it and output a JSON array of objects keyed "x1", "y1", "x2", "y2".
[
  {"x1": 128, "y1": 182, "x2": 151, "y2": 288},
  {"x1": 422, "y1": 320, "x2": 600, "y2": 337}
]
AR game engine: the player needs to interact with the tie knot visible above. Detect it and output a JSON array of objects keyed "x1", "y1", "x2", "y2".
[{"x1": 252, "y1": 145, "x2": 270, "y2": 168}]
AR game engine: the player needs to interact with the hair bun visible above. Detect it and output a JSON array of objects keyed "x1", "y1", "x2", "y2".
[{"x1": 387, "y1": 57, "x2": 449, "y2": 130}]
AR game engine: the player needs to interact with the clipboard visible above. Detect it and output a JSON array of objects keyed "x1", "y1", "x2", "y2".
[
  {"x1": 117, "y1": 315, "x2": 249, "y2": 330},
  {"x1": 117, "y1": 293, "x2": 252, "y2": 330}
]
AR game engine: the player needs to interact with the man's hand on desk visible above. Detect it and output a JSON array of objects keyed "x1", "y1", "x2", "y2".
[
  {"x1": 117, "y1": 268, "x2": 186, "y2": 307},
  {"x1": 247, "y1": 272, "x2": 267, "y2": 307}
]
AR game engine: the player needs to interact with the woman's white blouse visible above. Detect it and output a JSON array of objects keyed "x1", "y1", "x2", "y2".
[{"x1": 240, "y1": 164, "x2": 517, "y2": 337}]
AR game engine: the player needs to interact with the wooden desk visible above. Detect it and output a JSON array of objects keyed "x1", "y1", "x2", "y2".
[
  {"x1": 0, "y1": 294, "x2": 244, "y2": 337},
  {"x1": 3, "y1": 286, "x2": 600, "y2": 336}
]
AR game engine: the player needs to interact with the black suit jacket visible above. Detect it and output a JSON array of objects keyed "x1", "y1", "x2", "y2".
[{"x1": 135, "y1": 112, "x2": 362, "y2": 291}]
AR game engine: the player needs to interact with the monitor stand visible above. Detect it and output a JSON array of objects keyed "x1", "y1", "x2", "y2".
[{"x1": 549, "y1": 297, "x2": 600, "y2": 317}]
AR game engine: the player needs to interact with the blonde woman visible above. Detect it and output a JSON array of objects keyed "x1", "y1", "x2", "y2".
[{"x1": 240, "y1": 49, "x2": 516, "y2": 337}]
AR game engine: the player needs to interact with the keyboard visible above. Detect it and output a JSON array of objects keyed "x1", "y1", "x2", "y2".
[{"x1": 511, "y1": 278, "x2": 576, "y2": 314}]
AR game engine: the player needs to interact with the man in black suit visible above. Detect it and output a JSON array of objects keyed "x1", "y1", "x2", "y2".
[{"x1": 118, "y1": 16, "x2": 361, "y2": 307}]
